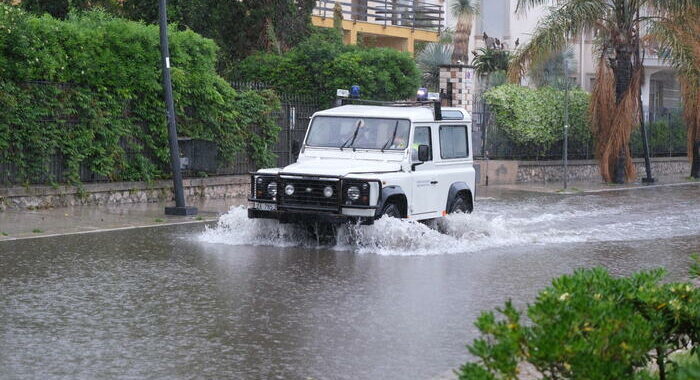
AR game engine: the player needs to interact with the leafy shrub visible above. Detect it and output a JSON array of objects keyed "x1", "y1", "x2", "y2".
[
  {"x1": 458, "y1": 266, "x2": 700, "y2": 380},
  {"x1": 0, "y1": 5, "x2": 280, "y2": 184},
  {"x1": 631, "y1": 111, "x2": 687, "y2": 157},
  {"x1": 232, "y1": 28, "x2": 421, "y2": 103},
  {"x1": 483, "y1": 84, "x2": 591, "y2": 156}
]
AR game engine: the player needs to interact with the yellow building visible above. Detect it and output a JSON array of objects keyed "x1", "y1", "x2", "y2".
[{"x1": 312, "y1": 0, "x2": 445, "y2": 54}]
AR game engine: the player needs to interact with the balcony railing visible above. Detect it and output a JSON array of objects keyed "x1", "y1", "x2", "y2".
[{"x1": 314, "y1": 0, "x2": 444, "y2": 32}]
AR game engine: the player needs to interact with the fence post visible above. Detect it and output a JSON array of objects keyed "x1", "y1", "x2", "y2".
[{"x1": 288, "y1": 106, "x2": 296, "y2": 164}]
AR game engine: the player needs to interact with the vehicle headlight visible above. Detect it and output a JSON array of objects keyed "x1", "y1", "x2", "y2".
[
  {"x1": 347, "y1": 186, "x2": 360, "y2": 201},
  {"x1": 284, "y1": 184, "x2": 295, "y2": 196},
  {"x1": 323, "y1": 186, "x2": 334, "y2": 198},
  {"x1": 267, "y1": 181, "x2": 278, "y2": 197}
]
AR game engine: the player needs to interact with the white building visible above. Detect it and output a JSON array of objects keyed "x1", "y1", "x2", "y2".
[{"x1": 443, "y1": 0, "x2": 680, "y2": 115}]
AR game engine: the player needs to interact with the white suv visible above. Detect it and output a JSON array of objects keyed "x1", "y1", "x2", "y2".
[{"x1": 248, "y1": 102, "x2": 475, "y2": 225}]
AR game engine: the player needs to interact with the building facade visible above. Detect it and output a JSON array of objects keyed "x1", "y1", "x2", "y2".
[
  {"x1": 312, "y1": 0, "x2": 447, "y2": 54},
  {"x1": 444, "y1": 0, "x2": 679, "y2": 115}
]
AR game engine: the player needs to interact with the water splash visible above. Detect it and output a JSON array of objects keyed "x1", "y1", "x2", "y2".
[{"x1": 199, "y1": 189, "x2": 700, "y2": 256}]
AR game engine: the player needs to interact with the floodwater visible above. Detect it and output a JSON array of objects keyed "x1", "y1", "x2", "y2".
[{"x1": 1, "y1": 185, "x2": 699, "y2": 379}]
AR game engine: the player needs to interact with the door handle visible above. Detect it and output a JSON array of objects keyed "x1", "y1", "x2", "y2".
[{"x1": 430, "y1": 181, "x2": 438, "y2": 185}]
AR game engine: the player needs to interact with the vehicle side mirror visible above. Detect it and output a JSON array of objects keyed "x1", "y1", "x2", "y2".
[{"x1": 417, "y1": 144, "x2": 430, "y2": 162}]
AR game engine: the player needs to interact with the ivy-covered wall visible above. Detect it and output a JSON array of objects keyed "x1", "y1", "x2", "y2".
[{"x1": 0, "y1": 5, "x2": 280, "y2": 185}]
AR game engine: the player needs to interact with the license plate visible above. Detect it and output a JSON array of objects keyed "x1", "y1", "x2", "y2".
[{"x1": 255, "y1": 202, "x2": 277, "y2": 211}]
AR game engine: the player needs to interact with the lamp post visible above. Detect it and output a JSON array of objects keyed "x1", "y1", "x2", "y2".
[
  {"x1": 159, "y1": 0, "x2": 197, "y2": 216},
  {"x1": 563, "y1": 57, "x2": 571, "y2": 190}
]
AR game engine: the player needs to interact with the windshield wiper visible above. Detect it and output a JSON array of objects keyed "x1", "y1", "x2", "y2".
[
  {"x1": 381, "y1": 121, "x2": 400, "y2": 152},
  {"x1": 340, "y1": 120, "x2": 363, "y2": 151}
]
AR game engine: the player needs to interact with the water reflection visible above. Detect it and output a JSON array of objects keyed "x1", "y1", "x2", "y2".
[{"x1": 1, "y1": 186, "x2": 699, "y2": 379}]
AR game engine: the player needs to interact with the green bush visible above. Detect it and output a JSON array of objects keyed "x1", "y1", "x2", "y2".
[
  {"x1": 0, "y1": 5, "x2": 280, "y2": 184},
  {"x1": 483, "y1": 84, "x2": 591, "y2": 156},
  {"x1": 631, "y1": 111, "x2": 687, "y2": 156},
  {"x1": 458, "y1": 266, "x2": 700, "y2": 380},
  {"x1": 232, "y1": 28, "x2": 421, "y2": 104}
]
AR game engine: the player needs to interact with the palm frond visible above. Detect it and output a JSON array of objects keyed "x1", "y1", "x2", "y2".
[
  {"x1": 451, "y1": 0, "x2": 479, "y2": 18},
  {"x1": 508, "y1": 0, "x2": 609, "y2": 83},
  {"x1": 416, "y1": 43, "x2": 454, "y2": 91}
]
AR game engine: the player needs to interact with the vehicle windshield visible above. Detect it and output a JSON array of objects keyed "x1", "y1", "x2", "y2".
[{"x1": 305, "y1": 116, "x2": 410, "y2": 151}]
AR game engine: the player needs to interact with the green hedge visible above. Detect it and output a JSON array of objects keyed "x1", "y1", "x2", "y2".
[
  {"x1": 483, "y1": 84, "x2": 591, "y2": 156},
  {"x1": 0, "y1": 5, "x2": 280, "y2": 184},
  {"x1": 459, "y1": 264, "x2": 700, "y2": 380},
  {"x1": 231, "y1": 29, "x2": 421, "y2": 104}
]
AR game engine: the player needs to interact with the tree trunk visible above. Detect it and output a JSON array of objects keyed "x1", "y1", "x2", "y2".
[
  {"x1": 452, "y1": 18, "x2": 471, "y2": 64},
  {"x1": 692, "y1": 141, "x2": 700, "y2": 178},
  {"x1": 612, "y1": 48, "x2": 634, "y2": 184}
]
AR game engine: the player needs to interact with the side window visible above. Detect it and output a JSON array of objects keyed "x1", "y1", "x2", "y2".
[
  {"x1": 412, "y1": 126, "x2": 432, "y2": 161},
  {"x1": 439, "y1": 125, "x2": 469, "y2": 159}
]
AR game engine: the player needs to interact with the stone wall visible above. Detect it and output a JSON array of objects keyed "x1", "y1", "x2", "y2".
[
  {"x1": 475, "y1": 157, "x2": 690, "y2": 185},
  {"x1": 0, "y1": 175, "x2": 250, "y2": 210},
  {"x1": 516, "y1": 157, "x2": 690, "y2": 183}
]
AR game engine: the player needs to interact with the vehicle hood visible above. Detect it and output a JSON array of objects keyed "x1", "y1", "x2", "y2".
[{"x1": 281, "y1": 158, "x2": 402, "y2": 177}]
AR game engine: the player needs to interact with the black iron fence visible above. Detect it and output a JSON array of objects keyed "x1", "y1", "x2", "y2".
[{"x1": 473, "y1": 97, "x2": 687, "y2": 161}]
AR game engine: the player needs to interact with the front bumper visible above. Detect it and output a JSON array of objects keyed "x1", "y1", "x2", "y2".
[{"x1": 248, "y1": 208, "x2": 375, "y2": 225}]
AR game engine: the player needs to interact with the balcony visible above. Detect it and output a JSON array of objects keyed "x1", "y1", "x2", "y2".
[
  {"x1": 314, "y1": 0, "x2": 444, "y2": 32},
  {"x1": 312, "y1": 0, "x2": 444, "y2": 53}
]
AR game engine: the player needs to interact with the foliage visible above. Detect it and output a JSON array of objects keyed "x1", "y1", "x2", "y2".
[
  {"x1": 631, "y1": 111, "x2": 687, "y2": 157},
  {"x1": 651, "y1": 5, "x2": 700, "y2": 175},
  {"x1": 458, "y1": 266, "x2": 700, "y2": 380},
  {"x1": 473, "y1": 47, "x2": 511, "y2": 75},
  {"x1": 416, "y1": 43, "x2": 453, "y2": 91},
  {"x1": 20, "y1": 0, "x2": 316, "y2": 62},
  {"x1": 0, "y1": 5, "x2": 280, "y2": 184},
  {"x1": 483, "y1": 84, "x2": 590, "y2": 155},
  {"x1": 509, "y1": 0, "x2": 698, "y2": 183},
  {"x1": 528, "y1": 48, "x2": 576, "y2": 89},
  {"x1": 233, "y1": 29, "x2": 421, "y2": 103}
]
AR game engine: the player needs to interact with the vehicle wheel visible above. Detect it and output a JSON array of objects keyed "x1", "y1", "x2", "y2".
[
  {"x1": 379, "y1": 202, "x2": 402, "y2": 218},
  {"x1": 449, "y1": 194, "x2": 471, "y2": 214}
]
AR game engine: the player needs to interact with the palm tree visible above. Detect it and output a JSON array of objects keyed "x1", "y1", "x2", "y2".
[
  {"x1": 651, "y1": 4, "x2": 700, "y2": 178},
  {"x1": 451, "y1": 0, "x2": 479, "y2": 64},
  {"x1": 509, "y1": 0, "x2": 699, "y2": 183},
  {"x1": 416, "y1": 42, "x2": 454, "y2": 91}
]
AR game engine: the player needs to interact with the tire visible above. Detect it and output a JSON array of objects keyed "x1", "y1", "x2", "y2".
[
  {"x1": 379, "y1": 202, "x2": 402, "y2": 218},
  {"x1": 449, "y1": 194, "x2": 471, "y2": 214}
]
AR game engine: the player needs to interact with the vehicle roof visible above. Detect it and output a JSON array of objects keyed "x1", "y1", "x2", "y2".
[
  {"x1": 314, "y1": 105, "x2": 437, "y2": 122},
  {"x1": 313, "y1": 105, "x2": 471, "y2": 122}
]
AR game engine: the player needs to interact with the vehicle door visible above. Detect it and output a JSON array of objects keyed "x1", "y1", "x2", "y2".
[{"x1": 410, "y1": 125, "x2": 438, "y2": 215}]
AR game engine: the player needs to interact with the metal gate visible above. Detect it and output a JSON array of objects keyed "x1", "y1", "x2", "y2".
[{"x1": 271, "y1": 96, "x2": 323, "y2": 168}]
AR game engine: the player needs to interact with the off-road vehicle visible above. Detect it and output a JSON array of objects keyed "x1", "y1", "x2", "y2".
[{"x1": 248, "y1": 101, "x2": 475, "y2": 225}]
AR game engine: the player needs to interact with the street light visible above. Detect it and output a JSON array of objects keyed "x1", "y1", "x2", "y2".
[{"x1": 159, "y1": 0, "x2": 197, "y2": 216}]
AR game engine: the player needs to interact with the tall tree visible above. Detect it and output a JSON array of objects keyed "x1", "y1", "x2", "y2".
[
  {"x1": 509, "y1": 0, "x2": 699, "y2": 183},
  {"x1": 651, "y1": 3, "x2": 700, "y2": 178},
  {"x1": 450, "y1": 0, "x2": 479, "y2": 64}
]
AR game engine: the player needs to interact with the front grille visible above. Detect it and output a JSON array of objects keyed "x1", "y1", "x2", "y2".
[{"x1": 279, "y1": 178, "x2": 339, "y2": 211}]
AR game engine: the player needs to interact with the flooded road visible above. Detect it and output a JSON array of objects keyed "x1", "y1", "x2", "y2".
[{"x1": 1, "y1": 185, "x2": 699, "y2": 379}]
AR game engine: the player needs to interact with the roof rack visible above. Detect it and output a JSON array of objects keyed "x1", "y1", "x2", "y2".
[{"x1": 339, "y1": 98, "x2": 442, "y2": 121}]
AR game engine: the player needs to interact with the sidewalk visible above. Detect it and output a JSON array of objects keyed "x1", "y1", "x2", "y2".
[
  {"x1": 2, "y1": 176, "x2": 698, "y2": 241},
  {"x1": 480, "y1": 175, "x2": 700, "y2": 196},
  {"x1": 0, "y1": 198, "x2": 244, "y2": 241}
]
